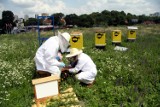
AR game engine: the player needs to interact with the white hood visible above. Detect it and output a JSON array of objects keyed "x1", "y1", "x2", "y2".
[{"x1": 58, "y1": 32, "x2": 70, "y2": 53}]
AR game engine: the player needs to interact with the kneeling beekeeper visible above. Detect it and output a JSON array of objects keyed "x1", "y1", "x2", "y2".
[
  {"x1": 34, "y1": 32, "x2": 71, "y2": 77},
  {"x1": 61, "y1": 48, "x2": 97, "y2": 85}
]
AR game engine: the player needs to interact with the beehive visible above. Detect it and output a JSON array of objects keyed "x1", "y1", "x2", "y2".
[
  {"x1": 95, "y1": 32, "x2": 106, "y2": 48},
  {"x1": 127, "y1": 26, "x2": 138, "y2": 40},
  {"x1": 70, "y1": 32, "x2": 83, "y2": 49},
  {"x1": 112, "y1": 30, "x2": 122, "y2": 43},
  {"x1": 32, "y1": 75, "x2": 60, "y2": 107}
]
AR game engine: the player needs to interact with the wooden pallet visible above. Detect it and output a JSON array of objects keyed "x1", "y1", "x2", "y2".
[{"x1": 32, "y1": 87, "x2": 81, "y2": 107}]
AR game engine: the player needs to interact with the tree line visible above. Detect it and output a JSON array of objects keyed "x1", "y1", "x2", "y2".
[{"x1": 0, "y1": 10, "x2": 160, "y2": 33}]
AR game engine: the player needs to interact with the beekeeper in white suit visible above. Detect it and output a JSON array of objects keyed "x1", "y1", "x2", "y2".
[
  {"x1": 34, "y1": 32, "x2": 71, "y2": 77},
  {"x1": 62, "y1": 48, "x2": 97, "y2": 86}
]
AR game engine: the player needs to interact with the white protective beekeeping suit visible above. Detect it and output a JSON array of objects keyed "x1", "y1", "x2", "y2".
[
  {"x1": 66, "y1": 48, "x2": 97, "y2": 84},
  {"x1": 34, "y1": 32, "x2": 70, "y2": 77}
]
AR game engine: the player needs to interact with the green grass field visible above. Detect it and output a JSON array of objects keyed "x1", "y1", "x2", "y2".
[{"x1": 0, "y1": 25, "x2": 160, "y2": 107}]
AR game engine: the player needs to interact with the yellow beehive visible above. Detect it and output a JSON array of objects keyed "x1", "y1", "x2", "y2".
[
  {"x1": 112, "y1": 30, "x2": 122, "y2": 43},
  {"x1": 127, "y1": 26, "x2": 138, "y2": 40},
  {"x1": 70, "y1": 32, "x2": 83, "y2": 49},
  {"x1": 95, "y1": 32, "x2": 106, "y2": 47}
]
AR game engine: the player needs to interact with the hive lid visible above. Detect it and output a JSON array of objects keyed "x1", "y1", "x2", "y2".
[
  {"x1": 112, "y1": 30, "x2": 121, "y2": 31},
  {"x1": 127, "y1": 26, "x2": 138, "y2": 30},
  {"x1": 71, "y1": 31, "x2": 82, "y2": 35}
]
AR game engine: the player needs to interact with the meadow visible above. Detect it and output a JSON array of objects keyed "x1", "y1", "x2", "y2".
[{"x1": 0, "y1": 25, "x2": 160, "y2": 107}]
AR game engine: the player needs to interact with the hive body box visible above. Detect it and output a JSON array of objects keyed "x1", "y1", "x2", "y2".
[
  {"x1": 70, "y1": 32, "x2": 83, "y2": 49},
  {"x1": 112, "y1": 30, "x2": 122, "y2": 43},
  {"x1": 95, "y1": 32, "x2": 106, "y2": 48},
  {"x1": 127, "y1": 26, "x2": 138, "y2": 40},
  {"x1": 32, "y1": 75, "x2": 60, "y2": 107}
]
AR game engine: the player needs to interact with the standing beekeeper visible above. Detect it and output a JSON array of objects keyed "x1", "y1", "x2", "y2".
[
  {"x1": 62, "y1": 48, "x2": 97, "y2": 86},
  {"x1": 34, "y1": 32, "x2": 71, "y2": 77}
]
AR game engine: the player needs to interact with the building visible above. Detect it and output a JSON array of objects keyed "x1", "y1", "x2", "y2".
[
  {"x1": 24, "y1": 15, "x2": 29, "y2": 21},
  {"x1": 35, "y1": 14, "x2": 39, "y2": 19},
  {"x1": 16, "y1": 18, "x2": 24, "y2": 29},
  {"x1": 14, "y1": 15, "x2": 18, "y2": 22},
  {"x1": 131, "y1": 19, "x2": 138, "y2": 23},
  {"x1": 41, "y1": 13, "x2": 49, "y2": 16}
]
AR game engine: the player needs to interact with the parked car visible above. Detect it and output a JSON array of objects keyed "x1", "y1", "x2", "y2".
[
  {"x1": 11, "y1": 27, "x2": 27, "y2": 34},
  {"x1": 11, "y1": 27, "x2": 20, "y2": 34}
]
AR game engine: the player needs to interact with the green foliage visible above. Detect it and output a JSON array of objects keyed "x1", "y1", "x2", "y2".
[
  {"x1": 51, "y1": 13, "x2": 64, "y2": 26},
  {"x1": 78, "y1": 14, "x2": 94, "y2": 27},
  {"x1": 0, "y1": 19, "x2": 2, "y2": 28},
  {"x1": 65, "y1": 14, "x2": 79, "y2": 25},
  {"x1": 2, "y1": 11, "x2": 14, "y2": 24},
  {"x1": 24, "y1": 18, "x2": 38, "y2": 26},
  {"x1": 0, "y1": 32, "x2": 37, "y2": 106},
  {"x1": 1, "y1": 10, "x2": 14, "y2": 33}
]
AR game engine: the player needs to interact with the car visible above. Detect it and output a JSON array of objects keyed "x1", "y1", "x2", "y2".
[{"x1": 11, "y1": 27, "x2": 20, "y2": 34}]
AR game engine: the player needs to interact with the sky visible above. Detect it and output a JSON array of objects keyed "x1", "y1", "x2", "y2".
[{"x1": 0, "y1": 0, "x2": 160, "y2": 19}]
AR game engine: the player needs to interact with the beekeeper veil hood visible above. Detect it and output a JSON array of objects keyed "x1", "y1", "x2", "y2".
[{"x1": 58, "y1": 31, "x2": 71, "y2": 53}]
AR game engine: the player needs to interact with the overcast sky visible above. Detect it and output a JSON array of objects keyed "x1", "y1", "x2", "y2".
[{"x1": 0, "y1": 0, "x2": 160, "y2": 19}]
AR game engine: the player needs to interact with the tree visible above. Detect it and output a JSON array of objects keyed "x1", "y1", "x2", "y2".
[
  {"x1": 24, "y1": 18, "x2": 38, "y2": 26},
  {"x1": 138, "y1": 15, "x2": 147, "y2": 24},
  {"x1": 51, "y1": 13, "x2": 64, "y2": 26},
  {"x1": 110, "y1": 10, "x2": 120, "y2": 26},
  {"x1": 0, "y1": 20, "x2": 2, "y2": 28},
  {"x1": 78, "y1": 14, "x2": 94, "y2": 27},
  {"x1": 90, "y1": 12, "x2": 100, "y2": 26},
  {"x1": 65, "y1": 14, "x2": 78, "y2": 26},
  {"x1": 126, "y1": 13, "x2": 138, "y2": 25},
  {"x1": 2, "y1": 11, "x2": 14, "y2": 24},
  {"x1": 2, "y1": 10, "x2": 14, "y2": 33},
  {"x1": 153, "y1": 16, "x2": 160, "y2": 23},
  {"x1": 0, "y1": 19, "x2": 3, "y2": 34},
  {"x1": 101, "y1": 10, "x2": 111, "y2": 26},
  {"x1": 119, "y1": 11, "x2": 126, "y2": 25}
]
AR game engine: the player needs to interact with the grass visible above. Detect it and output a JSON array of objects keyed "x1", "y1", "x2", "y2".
[{"x1": 0, "y1": 24, "x2": 160, "y2": 107}]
